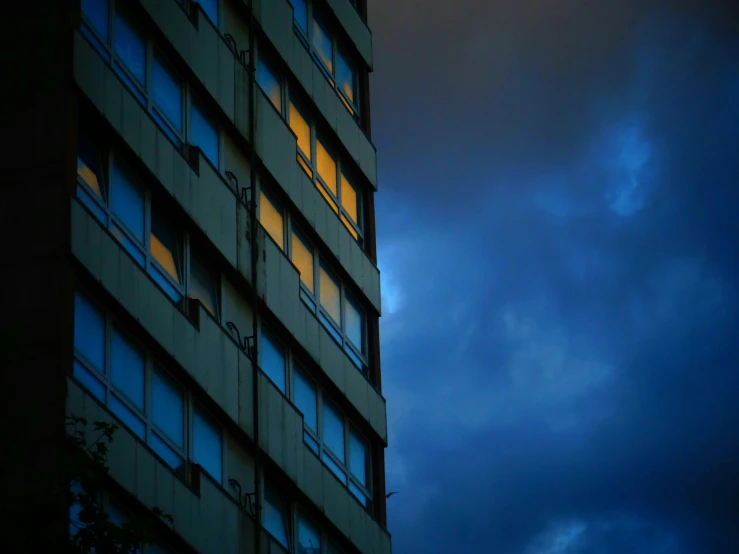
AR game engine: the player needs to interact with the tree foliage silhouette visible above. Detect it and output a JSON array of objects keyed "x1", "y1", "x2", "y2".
[{"x1": 63, "y1": 415, "x2": 173, "y2": 553}]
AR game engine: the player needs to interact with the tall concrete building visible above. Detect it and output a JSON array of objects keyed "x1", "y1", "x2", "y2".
[{"x1": 2, "y1": 1, "x2": 389, "y2": 553}]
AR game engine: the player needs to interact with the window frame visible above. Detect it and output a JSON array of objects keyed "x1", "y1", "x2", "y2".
[
  {"x1": 289, "y1": 367, "x2": 373, "y2": 509},
  {"x1": 285, "y1": 91, "x2": 364, "y2": 245},
  {"x1": 72, "y1": 290, "x2": 226, "y2": 487},
  {"x1": 287, "y1": 227, "x2": 368, "y2": 372},
  {"x1": 288, "y1": 0, "x2": 361, "y2": 118},
  {"x1": 80, "y1": 0, "x2": 222, "y2": 167},
  {"x1": 75, "y1": 132, "x2": 223, "y2": 320}
]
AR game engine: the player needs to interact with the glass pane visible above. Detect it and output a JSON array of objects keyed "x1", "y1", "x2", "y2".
[
  {"x1": 149, "y1": 265, "x2": 183, "y2": 303},
  {"x1": 152, "y1": 55, "x2": 182, "y2": 133},
  {"x1": 151, "y1": 432, "x2": 184, "y2": 472},
  {"x1": 316, "y1": 139, "x2": 337, "y2": 195},
  {"x1": 112, "y1": 223, "x2": 146, "y2": 266},
  {"x1": 74, "y1": 292, "x2": 105, "y2": 372},
  {"x1": 289, "y1": 100, "x2": 311, "y2": 160},
  {"x1": 77, "y1": 133, "x2": 106, "y2": 200},
  {"x1": 349, "y1": 481, "x2": 368, "y2": 507},
  {"x1": 191, "y1": 102, "x2": 219, "y2": 169},
  {"x1": 259, "y1": 191, "x2": 284, "y2": 250},
  {"x1": 111, "y1": 163, "x2": 144, "y2": 243},
  {"x1": 349, "y1": 429, "x2": 367, "y2": 485},
  {"x1": 113, "y1": 10, "x2": 145, "y2": 85},
  {"x1": 150, "y1": 208, "x2": 182, "y2": 284},
  {"x1": 322, "y1": 451, "x2": 347, "y2": 483},
  {"x1": 312, "y1": 19, "x2": 333, "y2": 73},
  {"x1": 304, "y1": 431, "x2": 319, "y2": 454},
  {"x1": 264, "y1": 484, "x2": 289, "y2": 548},
  {"x1": 261, "y1": 330, "x2": 286, "y2": 393},
  {"x1": 322, "y1": 400, "x2": 345, "y2": 463},
  {"x1": 341, "y1": 214, "x2": 359, "y2": 241},
  {"x1": 73, "y1": 360, "x2": 106, "y2": 401},
  {"x1": 289, "y1": 0, "x2": 308, "y2": 34},
  {"x1": 82, "y1": 0, "x2": 109, "y2": 41},
  {"x1": 344, "y1": 295, "x2": 363, "y2": 351},
  {"x1": 293, "y1": 367, "x2": 317, "y2": 430},
  {"x1": 257, "y1": 58, "x2": 282, "y2": 111},
  {"x1": 296, "y1": 513, "x2": 321, "y2": 554},
  {"x1": 152, "y1": 368, "x2": 184, "y2": 447},
  {"x1": 319, "y1": 266, "x2": 341, "y2": 324},
  {"x1": 110, "y1": 328, "x2": 145, "y2": 410},
  {"x1": 297, "y1": 154, "x2": 313, "y2": 178},
  {"x1": 291, "y1": 232, "x2": 314, "y2": 293},
  {"x1": 190, "y1": 256, "x2": 219, "y2": 318},
  {"x1": 78, "y1": 185, "x2": 108, "y2": 225},
  {"x1": 337, "y1": 50, "x2": 356, "y2": 105},
  {"x1": 340, "y1": 173, "x2": 358, "y2": 224},
  {"x1": 317, "y1": 182, "x2": 339, "y2": 214},
  {"x1": 198, "y1": 0, "x2": 218, "y2": 26},
  {"x1": 110, "y1": 394, "x2": 145, "y2": 439},
  {"x1": 193, "y1": 407, "x2": 222, "y2": 483}
]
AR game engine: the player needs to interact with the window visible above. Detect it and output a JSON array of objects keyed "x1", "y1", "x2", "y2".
[
  {"x1": 312, "y1": 18, "x2": 334, "y2": 75},
  {"x1": 348, "y1": 429, "x2": 369, "y2": 506},
  {"x1": 150, "y1": 206, "x2": 184, "y2": 300},
  {"x1": 288, "y1": 97, "x2": 312, "y2": 175},
  {"x1": 113, "y1": 9, "x2": 146, "y2": 90},
  {"x1": 189, "y1": 254, "x2": 220, "y2": 319},
  {"x1": 289, "y1": 234, "x2": 367, "y2": 371},
  {"x1": 257, "y1": 57, "x2": 282, "y2": 112},
  {"x1": 288, "y1": 0, "x2": 360, "y2": 118},
  {"x1": 259, "y1": 189, "x2": 285, "y2": 250},
  {"x1": 73, "y1": 290, "x2": 224, "y2": 485},
  {"x1": 76, "y1": 138, "x2": 225, "y2": 309},
  {"x1": 152, "y1": 54, "x2": 183, "y2": 147},
  {"x1": 336, "y1": 48, "x2": 358, "y2": 113},
  {"x1": 82, "y1": 0, "x2": 109, "y2": 41},
  {"x1": 318, "y1": 265, "x2": 341, "y2": 325},
  {"x1": 291, "y1": 363, "x2": 372, "y2": 509},
  {"x1": 190, "y1": 100, "x2": 220, "y2": 169},
  {"x1": 260, "y1": 328, "x2": 287, "y2": 393},
  {"x1": 81, "y1": 1, "x2": 219, "y2": 157},
  {"x1": 291, "y1": 231, "x2": 314, "y2": 295},
  {"x1": 193, "y1": 406, "x2": 222, "y2": 483},
  {"x1": 287, "y1": 92, "x2": 364, "y2": 245},
  {"x1": 264, "y1": 483, "x2": 290, "y2": 549},
  {"x1": 293, "y1": 367, "x2": 319, "y2": 452},
  {"x1": 197, "y1": 0, "x2": 219, "y2": 27},
  {"x1": 296, "y1": 513, "x2": 321, "y2": 554}
]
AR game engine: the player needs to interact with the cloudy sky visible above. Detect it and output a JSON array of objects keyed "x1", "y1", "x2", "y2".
[{"x1": 367, "y1": 1, "x2": 739, "y2": 552}]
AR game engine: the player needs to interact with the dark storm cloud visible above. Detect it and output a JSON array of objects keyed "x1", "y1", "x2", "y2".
[
  {"x1": 370, "y1": 0, "x2": 739, "y2": 214},
  {"x1": 369, "y1": 1, "x2": 739, "y2": 553}
]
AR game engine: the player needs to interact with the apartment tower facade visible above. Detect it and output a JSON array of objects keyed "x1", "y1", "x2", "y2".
[{"x1": 2, "y1": 1, "x2": 389, "y2": 553}]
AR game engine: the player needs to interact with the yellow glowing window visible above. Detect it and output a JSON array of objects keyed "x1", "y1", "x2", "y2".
[
  {"x1": 291, "y1": 232, "x2": 314, "y2": 293},
  {"x1": 297, "y1": 154, "x2": 313, "y2": 178},
  {"x1": 150, "y1": 213, "x2": 182, "y2": 284},
  {"x1": 78, "y1": 161, "x2": 103, "y2": 198},
  {"x1": 260, "y1": 191, "x2": 284, "y2": 250},
  {"x1": 340, "y1": 173, "x2": 358, "y2": 224},
  {"x1": 77, "y1": 134, "x2": 105, "y2": 199},
  {"x1": 341, "y1": 214, "x2": 358, "y2": 240},
  {"x1": 316, "y1": 139, "x2": 337, "y2": 195},
  {"x1": 317, "y1": 183, "x2": 339, "y2": 214},
  {"x1": 319, "y1": 266, "x2": 341, "y2": 323},
  {"x1": 289, "y1": 101, "x2": 311, "y2": 160}
]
